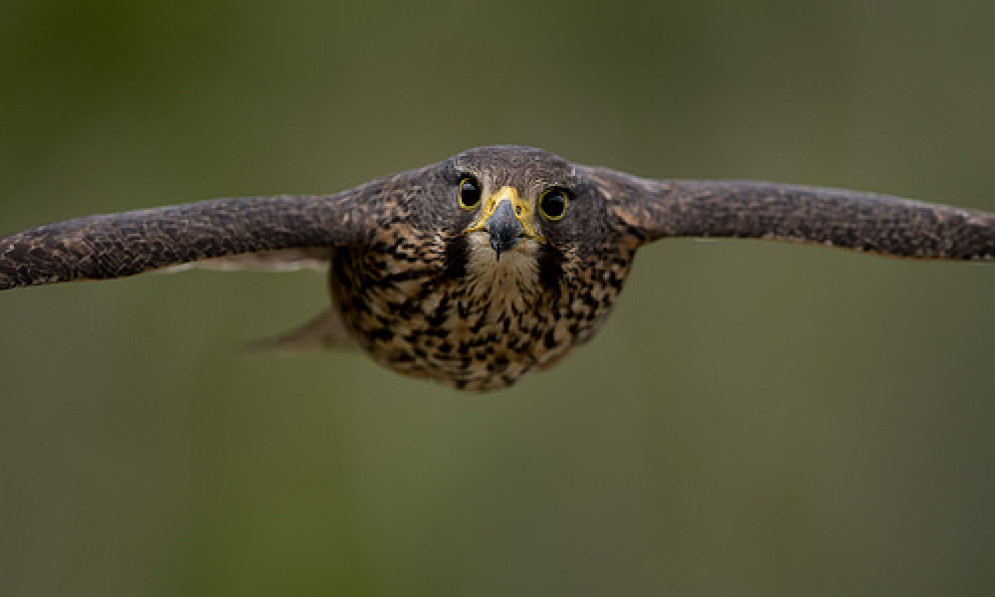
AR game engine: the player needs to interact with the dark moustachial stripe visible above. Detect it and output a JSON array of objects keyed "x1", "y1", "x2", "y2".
[
  {"x1": 444, "y1": 234, "x2": 468, "y2": 280},
  {"x1": 537, "y1": 244, "x2": 564, "y2": 291}
]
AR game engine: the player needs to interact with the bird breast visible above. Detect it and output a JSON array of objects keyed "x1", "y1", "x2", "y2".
[{"x1": 329, "y1": 227, "x2": 626, "y2": 390}]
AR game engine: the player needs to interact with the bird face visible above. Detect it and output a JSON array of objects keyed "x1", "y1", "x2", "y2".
[
  {"x1": 460, "y1": 183, "x2": 547, "y2": 293},
  {"x1": 463, "y1": 185, "x2": 543, "y2": 259},
  {"x1": 443, "y1": 145, "x2": 613, "y2": 279}
]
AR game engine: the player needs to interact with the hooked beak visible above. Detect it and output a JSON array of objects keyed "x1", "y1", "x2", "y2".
[
  {"x1": 486, "y1": 199, "x2": 524, "y2": 260},
  {"x1": 464, "y1": 186, "x2": 544, "y2": 261}
]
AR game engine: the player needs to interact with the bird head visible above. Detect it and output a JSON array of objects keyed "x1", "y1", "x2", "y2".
[{"x1": 424, "y1": 145, "x2": 614, "y2": 286}]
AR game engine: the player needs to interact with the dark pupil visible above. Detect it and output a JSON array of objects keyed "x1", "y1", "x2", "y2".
[
  {"x1": 542, "y1": 192, "x2": 565, "y2": 217},
  {"x1": 460, "y1": 179, "x2": 481, "y2": 207}
]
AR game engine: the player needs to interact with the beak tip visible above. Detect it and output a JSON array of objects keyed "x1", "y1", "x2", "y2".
[{"x1": 486, "y1": 199, "x2": 525, "y2": 259}]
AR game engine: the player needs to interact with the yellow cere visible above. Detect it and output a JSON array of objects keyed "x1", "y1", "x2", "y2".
[{"x1": 465, "y1": 186, "x2": 545, "y2": 243}]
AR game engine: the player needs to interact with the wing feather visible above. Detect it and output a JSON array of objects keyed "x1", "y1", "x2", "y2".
[
  {"x1": 0, "y1": 177, "x2": 396, "y2": 290},
  {"x1": 594, "y1": 168, "x2": 995, "y2": 260}
]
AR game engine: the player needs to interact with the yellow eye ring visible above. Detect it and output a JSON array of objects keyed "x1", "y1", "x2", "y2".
[
  {"x1": 538, "y1": 188, "x2": 569, "y2": 221},
  {"x1": 458, "y1": 177, "x2": 482, "y2": 210}
]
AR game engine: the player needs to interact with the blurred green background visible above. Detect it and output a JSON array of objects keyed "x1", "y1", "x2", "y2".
[{"x1": 1, "y1": 1, "x2": 993, "y2": 596}]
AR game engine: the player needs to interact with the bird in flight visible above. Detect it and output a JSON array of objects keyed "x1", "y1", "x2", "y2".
[{"x1": 2, "y1": 145, "x2": 992, "y2": 390}]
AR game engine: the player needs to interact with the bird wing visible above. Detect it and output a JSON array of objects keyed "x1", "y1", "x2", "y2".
[
  {"x1": 592, "y1": 168, "x2": 995, "y2": 260},
  {"x1": 0, "y1": 174, "x2": 405, "y2": 291}
]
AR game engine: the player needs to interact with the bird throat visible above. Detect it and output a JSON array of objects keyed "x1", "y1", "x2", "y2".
[{"x1": 464, "y1": 232, "x2": 541, "y2": 310}]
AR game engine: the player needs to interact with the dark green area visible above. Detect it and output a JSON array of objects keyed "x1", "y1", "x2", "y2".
[{"x1": 1, "y1": 1, "x2": 993, "y2": 595}]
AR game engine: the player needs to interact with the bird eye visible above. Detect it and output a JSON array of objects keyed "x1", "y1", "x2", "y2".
[
  {"x1": 458, "y1": 177, "x2": 482, "y2": 210},
  {"x1": 538, "y1": 188, "x2": 569, "y2": 221}
]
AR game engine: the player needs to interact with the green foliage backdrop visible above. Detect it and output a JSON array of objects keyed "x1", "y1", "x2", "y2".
[{"x1": 1, "y1": 1, "x2": 993, "y2": 595}]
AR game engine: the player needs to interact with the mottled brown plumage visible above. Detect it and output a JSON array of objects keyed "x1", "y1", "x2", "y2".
[{"x1": 2, "y1": 145, "x2": 993, "y2": 389}]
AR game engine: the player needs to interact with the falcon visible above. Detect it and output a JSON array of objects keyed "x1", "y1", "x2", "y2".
[{"x1": 1, "y1": 145, "x2": 993, "y2": 390}]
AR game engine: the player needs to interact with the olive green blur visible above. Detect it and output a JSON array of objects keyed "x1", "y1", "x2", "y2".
[{"x1": 1, "y1": 1, "x2": 993, "y2": 596}]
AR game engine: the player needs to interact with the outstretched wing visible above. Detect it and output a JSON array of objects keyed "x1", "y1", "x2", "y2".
[
  {"x1": 594, "y1": 168, "x2": 995, "y2": 260},
  {"x1": 0, "y1": 177, "x2": 399, "y2": 291}
]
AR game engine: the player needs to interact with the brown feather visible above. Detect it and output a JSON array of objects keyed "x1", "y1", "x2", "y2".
[
  {"x1": 593, "y1": 168, "x2": 995, "y2": 260},
  {"x1": 2, "y1": 145, "x2": 993, "y2": 390},
  {"x1": 0, "y1": 183, "x2": 390, "y2": 290}
]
